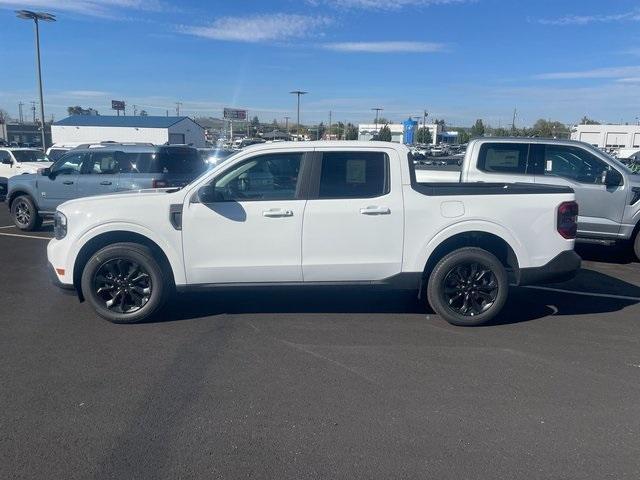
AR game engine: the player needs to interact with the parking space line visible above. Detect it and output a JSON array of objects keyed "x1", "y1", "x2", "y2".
[
  {"x1": 524, "y1": 285, "x2": 640, "y2": 302},
  {"x1": 0, "y1": 225, "x2": 15, "y2": 229},
  {"x1": 0, "y1": 232, "x2": 52, "y2": 241}
]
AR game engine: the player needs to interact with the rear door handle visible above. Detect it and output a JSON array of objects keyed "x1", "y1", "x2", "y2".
[
  {"x1": 100, "y1": 181, "x2": 113, "y2": 185},
  {"x1": 62, "y1": 180, "x2": 74, "y2": 185},
  {"x1": 360, "y1": 206, "x2": 391, "y2": 215},
  {"x1": 263, "y1": 208, "x2": 294, "y2": 218}
]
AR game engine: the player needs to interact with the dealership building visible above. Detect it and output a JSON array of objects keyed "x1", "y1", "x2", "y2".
[
  {"x1": 51, "y1": 115, "x2": 206, "y2": 147},
  {"x1": 571, "y1": 124, "x2": 640, "y2": 149},
  {"x1": 358, "y1": 121, "x2": 447, "y2": 145}
]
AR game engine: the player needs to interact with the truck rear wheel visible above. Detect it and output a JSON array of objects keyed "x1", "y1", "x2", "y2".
[
  {"x1": 11, "y1": 195, "x2": 42, "y2": 231},
  {"x1": 81, "y1": 242, "x2": 169, "y2": 324},
  {"x1": 427, "y1": 247, "x2": 508, "y2": 326},
  {"x1": 634, "y1": 231, "x2": 640, "y2": 261}
]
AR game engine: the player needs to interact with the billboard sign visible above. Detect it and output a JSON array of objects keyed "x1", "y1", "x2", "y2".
[
  {"x1": 111, "y1": 100, "x2": 125, "y2": 111},
  {"x1": 223, "y1": 108, "x2": 247, "y2": 121}
]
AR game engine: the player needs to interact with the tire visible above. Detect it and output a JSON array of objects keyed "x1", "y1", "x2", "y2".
[
  {"x1": 11, "y1": 195, "x2": 43, "y2": 231},
  {"x1": 634, "y1": 231, "x2": 640, "y2": 261},
  {"x1": 427, "y1": 247, "x2": 509, "y2": 326},
  {"x1": 81, "y1": 242, "x2": 170, "y2": 324}
]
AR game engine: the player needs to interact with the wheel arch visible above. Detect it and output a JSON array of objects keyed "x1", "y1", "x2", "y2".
[
  {"x1": 7, "y1": 189, "x2": 34, "y2": 209},
  {"x1": 72, "y1": 231, "x2": 176, "y2": 301},
  {"x1": 421, "y1": 231, "x2": 520, "y2": 286}
]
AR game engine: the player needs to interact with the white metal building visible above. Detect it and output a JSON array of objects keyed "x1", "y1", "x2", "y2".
[
  {"x1": 51, "y1": 115, "x2": 206, "y2": 147},
  {"x1": 570, "y1": 124, "x2": 640, "y2": 149}
]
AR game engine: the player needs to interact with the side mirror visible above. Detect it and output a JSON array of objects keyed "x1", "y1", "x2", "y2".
[
  {"x1": 197, "y1": 184, "x2": 215, "y2": 203},
  {"x1": 603, "y1": 169, "x2": 623, "y2": 187},
  {"x1": 1, "y1": 158, "x2": 12, "y2": 165},
  {"x1": 41, "y1": 167, "x2": 51, "y2": 176}
]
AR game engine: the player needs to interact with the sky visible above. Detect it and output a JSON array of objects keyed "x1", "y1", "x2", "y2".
[{"x1": 2, "y1": 0, "x2": 640, "y2": 127}]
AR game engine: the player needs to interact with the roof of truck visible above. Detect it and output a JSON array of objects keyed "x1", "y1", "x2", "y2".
[{"x1": 240, "y1": 140, "x2": 411, "y2": 153}]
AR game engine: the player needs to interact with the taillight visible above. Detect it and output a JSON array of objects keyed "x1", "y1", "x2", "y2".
[
  {"x1": 152, "y1": 179, "x2": 168, "y2": 188},
  {"x1": 557, "y1": 201, "x2": 578, "y2": 239}
]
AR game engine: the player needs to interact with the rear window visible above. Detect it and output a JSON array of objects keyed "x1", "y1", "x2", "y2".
[
  {"x1": 478, "y1": 143, "x2": 530, "y2": 174},
  {"x1": 318, "y1": 151, "x2": 389, "y2": 198},
  {"x1": 154, "y1": 147, "x2": 205, "y2": 174}
]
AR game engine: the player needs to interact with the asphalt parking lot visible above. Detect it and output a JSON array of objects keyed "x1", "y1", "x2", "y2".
[{"x1": 2, "y1": 208, "x2": 640, "y2": 479}]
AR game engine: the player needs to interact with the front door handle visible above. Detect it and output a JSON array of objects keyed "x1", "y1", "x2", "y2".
[
  {"x1": 263, "y1": 208, "x2": 294, "y2": 218},
  {"x1": 360, "y1": 206, "x2": 391, "y2": 215},
  {"x1": 100, "y1": 181, "x2": 113, "y2": 185},
  {"x1": 62, "y1": 180, "x2": 74, "y2": 185}
]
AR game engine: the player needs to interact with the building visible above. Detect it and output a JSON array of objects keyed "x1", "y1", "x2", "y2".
[
  {"x1": 570, "y1": 124, "x2": 640, "y2": 149},
  {"x1": 51, "y1": 115, "x2": 206, "y2": 147},
  {"x1": 358, "y1": 122, "x2": 443, "y2": 145},
  {"x1": 0, "y1": 122, "x2": 52, "y2": 147}
]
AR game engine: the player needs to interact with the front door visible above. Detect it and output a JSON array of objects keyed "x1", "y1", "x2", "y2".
[
  {"x1": 302, "y1": 149, "x2": 404, "y2": 282},
  {"x1": 531, "y1": 144, "x2": 626, "y2": 238},
  {"x1": 37, "y1": 152, "x2": 85, "y2": 211},
  {"x1": 182, "y1": 151, "x2": 309, "y2": 284},
  {"x1": 76, "y1": 151, "x2": 124, "y2": 199}
]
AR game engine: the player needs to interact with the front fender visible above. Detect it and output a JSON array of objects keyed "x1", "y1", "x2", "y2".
[
  {"x1": 70, "y1": 221, "x2": 186, "y2": 285},
  {"x1": 410, "y1": 219, "x2": 526, "y2": 273}
]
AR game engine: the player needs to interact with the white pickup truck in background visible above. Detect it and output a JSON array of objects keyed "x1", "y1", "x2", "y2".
[
  {"x1": 416, "y1": 138, "x2": 640, "y2": 257},
  {"x1": 47, "y1": 141, "x2": 580, "y2": 326}
]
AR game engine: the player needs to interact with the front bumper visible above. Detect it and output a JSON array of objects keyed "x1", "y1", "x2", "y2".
[
  {"x1": 517, "y1": 250, "x2": 581, "y2": 286},
  {"x1": 47, "y1": 261, "x2": 75, "y2": 292}
]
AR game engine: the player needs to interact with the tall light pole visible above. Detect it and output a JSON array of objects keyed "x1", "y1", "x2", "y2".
[
  {"x1": 16, "y1": 10, "x2": 55, "y2": 150},
  {"x1": 290, "y1": 91, "x2": 307, "y2": 141},
  {"x1": 372, "y1": 107, "x2": 383, "y2": 137},
  {"x1": 284, "y1": 116, "x2": 290, "y2": 136}
]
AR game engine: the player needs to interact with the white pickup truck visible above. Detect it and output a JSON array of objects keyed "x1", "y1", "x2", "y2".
[{"x1": 47, "y1": 141, "x2": 580, "y2": 326}]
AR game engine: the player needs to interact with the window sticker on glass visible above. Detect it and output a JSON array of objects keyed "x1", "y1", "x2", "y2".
[
  {"x1": 546, "y1": 160, "x2": 553, "y2": 171},
  {"x1": 487, "y1": 149, "x2": 520, "y2": 168},
  {"x1": 346, "y1": 159, "x2": 366, "y2": 184}
]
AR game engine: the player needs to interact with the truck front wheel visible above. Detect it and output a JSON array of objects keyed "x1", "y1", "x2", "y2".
[
  {"x1": 633, "y1": 231, "x2": 640, "y2": 261},
  {"x1": 81, "y1": 242, "x2": 169, "y2": 324},
  {"x1": 427, "y1": 247, "x2": 508, "y2": 326},
  {"x1": 11, "y1": 195, "x2": 43, "y2": 231}
]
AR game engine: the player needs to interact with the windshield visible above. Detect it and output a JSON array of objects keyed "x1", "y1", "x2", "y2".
[
  {"x1": 12, "y1": 150, "x2": 48, "y2": 163},
  {"x1": 599, "y1": 149, "x2": 634, "y2": 175}
]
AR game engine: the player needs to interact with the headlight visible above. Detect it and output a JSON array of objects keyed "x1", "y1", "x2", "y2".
[{"x1": 53, "y1": 211, "x2": 67, "y2": 240}]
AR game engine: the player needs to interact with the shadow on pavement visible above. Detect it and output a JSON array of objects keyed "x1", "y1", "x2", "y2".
[
  {"x1": 157, "y1": 267, "x2": 640, "y2": 325},
  {"x1": 576, "y1": 243, "x2": 637, "y2": 265}
]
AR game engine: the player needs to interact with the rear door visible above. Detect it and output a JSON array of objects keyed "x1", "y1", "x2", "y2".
[
  {"x1": 37, "y1": 151, "x2": 85, "y2": 211},
  {"x1": 302, "y1": 148, "x2": 404, "y2": 282},
  {"x1": 76, "y1": 150, "x2": 123, "y2": 199},
  {"x1": 531, "y1": 144, "x2": 626, "y2": 238},
  {"x1": 465, "y1": 142, "x2": 534, "y2": 183}
]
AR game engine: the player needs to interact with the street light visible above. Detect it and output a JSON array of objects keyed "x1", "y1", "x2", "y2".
[
  {"x1": 290, "y1": 91, "x2": 307, "y2": 141},
  {"x1": 372, "y1": 107, "x2": 383, "y2": 138},
  {"x1": 16, "y1": 10, "x2": 56, "y2": 150}
]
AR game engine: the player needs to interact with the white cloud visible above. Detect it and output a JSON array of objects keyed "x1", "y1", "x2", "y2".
[
  {"x1": 308, "y1": 0, "x2": 472, "y2": 10},
  {"x1": 180, "y1": 14, "x2": 332, "y2": 43},
  {"x1": 63, "y1": 90, "x2": 109, "y2": 97},
  {"x1": 537, "y1": 8, "x2": 640, "y2": 26},
  {"x1": 616, "y1": 78, "x2": 640, "y2": 84},
  {"x1": 323, "y1": 41, "x2": 446, "y2": 53},
  {"x1": 535, "y1": 66, "x2": 640, "y2": 80},
  {"x1": 0, "y1": 0, "x2": 169, "y2": 18}
]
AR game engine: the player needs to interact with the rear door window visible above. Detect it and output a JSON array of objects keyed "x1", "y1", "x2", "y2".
[
  {"x1": 318, "y1": 151, "x2": 389, "y2": 198},
  {"x1": 154, "y1": 147, "x2": 205, "y2": 174},
  {"x1": 83, "y1": 151, "x2": 137, "y2": 174},
  {"x1": 477, "y1": 143, "x2": 530, "y2": 174}
]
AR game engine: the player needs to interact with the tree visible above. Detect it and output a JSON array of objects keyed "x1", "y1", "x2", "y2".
[
  {"x1": 580, "y1": 116, "x2": 600, "y2": 125},
  {"x1": 345, "y1": 123, "x2": 358, "y2": 140},
  {"x1": 0, "y1": 108, "x2": 7, "y2": 124},
  {"x1": 139, "y1": 110, "x2": 148, "y2": 117},
  {"x1": 470, "y1": 119, "x2": 485, "y2": 138},
  {"x1": 531, "y1": 119, "x2": 569, "y2": 138},
  {"x1": 415, "y1": 127, "x2": 433, "y2": 144},
  {"x1": 251, "y1": 115, "x2": 260, "y2": 126},
  {"x1": 67, "y1": 105, "x2": 98, "y2": 116},
  {"x1": 433, "y1": 118, "x2": 446, "y2": 127},
  {"x1": 317, "y1": 121, "x2": 326, "y2": 140},
  {"x1": 378, "y1": 124, "x2": 392, "y2": 142}
]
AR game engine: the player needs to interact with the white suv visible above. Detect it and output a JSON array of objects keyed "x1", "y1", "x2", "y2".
[{"x1": 0, "y1": 148, "x2": 52, "y2": 178}]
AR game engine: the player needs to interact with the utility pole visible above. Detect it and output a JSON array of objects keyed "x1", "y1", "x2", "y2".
[
  {"x1": 175, "y1": 102, "x2": 182, "y2": 116},
  {"x1": 372, "y1": 107, "x2": 383, "y2": 137},
  {"x1": 16, "y1": 10, "x2": 55, "y2": 149},
  {"x1": 328, "y1": 110, "x2": 332, "y2": 140},
  {"x1": 133, "y1": 105, "x2": 137, "y2": 116},
  {"x1": 165, "y1": 109, "x2": 169, "y2": 117},
  {"x1": 511, "y1": 107, "x2": 517, "y2": 132},
  {"x1": 284, "y1": 116, "x2": 290, "y2": 136},
  {"x1": 290, "y1": 91, "x2": 307, "y2": 141},
  {"x1": 30, "y1": 101, "x2": 37, "y2": 123},
  {"x1": 18, "y1": 102, "x2": 24, "y2": 124}
]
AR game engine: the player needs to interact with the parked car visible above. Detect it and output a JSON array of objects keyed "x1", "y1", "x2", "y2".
[
  {"x1": 415, "y1": 137, "x2": 640, "y2": 258},
  {"x1": 47, "y1": 141, "x2": 579, "y2": 326},
  {"x1": 7, "y1": 143, "x2": 206, "y2": 231},
  {"x1": 198, "y1": 148, "x2": 235, "y2": 166},
  {"x1": 45, "y1": 143, "x2": 84, "y2": 162},
  {"x1": 0, "y1": 147, "x2": 52, "y2": 178}
]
